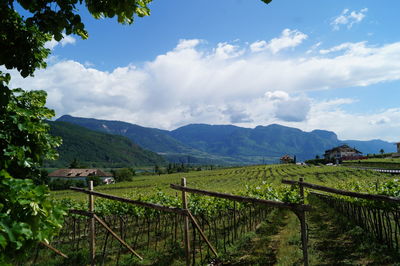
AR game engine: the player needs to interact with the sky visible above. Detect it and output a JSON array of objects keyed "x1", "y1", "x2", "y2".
[{"x1": 8, "y1": 0, "x2": 400, "y2": 142}]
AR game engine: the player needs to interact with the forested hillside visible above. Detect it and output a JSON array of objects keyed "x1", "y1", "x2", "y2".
[{"x1": 45, "y1": 121, "x2": 166, "y2": 168}]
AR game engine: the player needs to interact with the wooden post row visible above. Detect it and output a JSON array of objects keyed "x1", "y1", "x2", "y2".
[
  {"x1": 181, "y1": 178, "x2": 191, "y2": 266},
  {"x1": 89, "y1": 181, "x2": 96, "y2": 266},
  {"x1": 298, "y1": 177, "x2": 309, "y2": 266}
]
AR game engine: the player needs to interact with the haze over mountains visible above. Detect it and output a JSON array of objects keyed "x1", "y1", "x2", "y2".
[{"x1": 55, "y1": 115, "x2": 396, "y2": 166}]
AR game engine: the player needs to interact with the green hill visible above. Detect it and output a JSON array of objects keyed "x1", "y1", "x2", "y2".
[{"x1": 45, "y1": 121, "x2": 166, "y2": 168}]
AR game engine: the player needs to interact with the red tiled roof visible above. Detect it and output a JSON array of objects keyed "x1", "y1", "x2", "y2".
[{"x1": 49, "y1": 169, "x2": 112, "y2": 178}]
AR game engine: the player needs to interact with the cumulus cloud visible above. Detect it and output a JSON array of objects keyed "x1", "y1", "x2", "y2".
[
  {"x1": 265, "y1": 91, "x2": 311, "y2": 122},
  {"x1": 175, "y1": 39, "x2": 203, "y2": 50},
  {"x1": 45, "y1": 35, "x2": 76, "y2": 50},
  {"x1": 331, "y1": 8, "x2": 368, "y2": 30},
  {"x1": 265, "y1": 90, "x2": 289, "y2": 101},
  {"x1": 250, "y1": 29, "x2": 308, "y2": 54},
  {"x1": 7, "y1": 34, "x2": 400, "y2": 140},
  {"x1": 214, "y1": 42, "x2": 244, "y2": 59}
]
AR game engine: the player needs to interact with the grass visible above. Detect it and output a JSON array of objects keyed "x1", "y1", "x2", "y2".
[{"x1": 217, "y1": 209, "x2": 284, "y2": 265}]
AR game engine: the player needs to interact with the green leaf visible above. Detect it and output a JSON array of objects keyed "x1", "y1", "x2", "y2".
[{"x1": 0, "y1": 234, "x2": 7, "y2": 249}]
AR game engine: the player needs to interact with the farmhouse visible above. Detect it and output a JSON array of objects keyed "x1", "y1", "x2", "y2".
[
  {"x1": 48, "y1": 168, "x2": 114, "y2": 184},
  {"x1": 324, "y1": 144, "x2": 362, "y2": 161},
  {"x1": 280, "y1": 154, "x2": 294, "y2": 164}
]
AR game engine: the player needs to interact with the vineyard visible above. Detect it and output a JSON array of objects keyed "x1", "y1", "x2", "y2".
[
  {"x1": 31, "y1": 164, "x2": 400, "y2": 265},
  {"x1": 343, "y1": 158, "x2": 400, "y2": 170}
]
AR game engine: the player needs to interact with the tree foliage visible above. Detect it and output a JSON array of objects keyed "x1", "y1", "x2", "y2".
[
  {"x1": 112, "y1": 168, "x2": 136, "y2": 182},
  {"x1": 0, "y1": 171, "x2": 66, "y2": 263},
  {"x1": 0, "y1": 83, "x2": 64, "y2": 264},
  {"x1": 0, "y1": 87, "x2": 61, "y2": 179}
]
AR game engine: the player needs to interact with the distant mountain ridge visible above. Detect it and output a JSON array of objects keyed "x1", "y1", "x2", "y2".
[{"x1": 57, "y1": 115, "x2": 396, "y2": 165}]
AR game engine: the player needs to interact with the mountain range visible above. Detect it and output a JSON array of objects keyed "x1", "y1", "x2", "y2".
[{"x1": 55, "y1": 115, "x2": 396, "y2": 165}]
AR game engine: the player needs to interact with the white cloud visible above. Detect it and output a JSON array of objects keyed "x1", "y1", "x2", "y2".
[
  {"x1": 45, "y1": 34, "x2": 76, "y2": 50},
  {"x1": 222, "y1": 105, "x2": 253, "y2": 123},
  {"x1": 319, "y1": 41, "x2": 373, "y2": 55},
  {"x1": 265, "y1": 91, "x2": 310, "y2": 122},
  {"x1": 250, "y1": 29, "x2": 308, "y2": 54},
  {"x1": 44, "y1": 39, "x2": 59, "y2": 50},
  {"x1": 331, "y1": 8, "x2": 368, "y2": 30},
  {"x1": 370, "y1": 116, "x2": 391, "y2": 125},
  {"x1": 8, "y1": 37, "x2": 400, "y2": 140},
  {"x1": 299, "y1": 101, "x2": 400, "y2": 142},
  {"x1": 175, "y1": 39, "x2": 203, "y2": 50},
  {"x1": 275, "y1": 98, "x2": 310, "y2": 122},
  {"x1": 214, "y1": 42, "x2": 244, "y2": 59},
  {"x1": 265, "y1": 90, "x2": 289, "y2": 101},
  {"x1": 306, "y1": 42, "x2": 322, "y2": 54}
]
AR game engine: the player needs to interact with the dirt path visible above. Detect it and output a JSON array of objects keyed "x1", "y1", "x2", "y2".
[{"x1": 217, "y1": 209, "x2": 291, "y2": 265}]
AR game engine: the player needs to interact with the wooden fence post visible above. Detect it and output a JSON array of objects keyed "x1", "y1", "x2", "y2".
[
  {"x1": 89, "y1": 181, "x2": 96, "y2": 266},
  {"x1": 298, "y1": 177, "x2": 309, "y2": 266},
  {"x1": 181, "y1": 178, "x2": 191, "y2": 266}
]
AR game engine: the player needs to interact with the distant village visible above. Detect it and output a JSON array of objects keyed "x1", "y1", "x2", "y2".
[{"x1": 281, "y1": 142, "x2": 400, "y2": 165}]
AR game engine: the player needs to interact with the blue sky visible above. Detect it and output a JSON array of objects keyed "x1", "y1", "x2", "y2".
[{"x1": 9, "y1": 0, "x2": 400, "y2": 141}]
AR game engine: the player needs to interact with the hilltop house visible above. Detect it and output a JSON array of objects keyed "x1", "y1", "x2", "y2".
[
  {"x1": 280, "y1": 155, "x2": 294, "y2": 164},
  {"x1": 48, "y1": 168, "x2": 114, "y2": 184},
  {"x1": 324, "y1": 145, "x2": 362, "y2": 161}
]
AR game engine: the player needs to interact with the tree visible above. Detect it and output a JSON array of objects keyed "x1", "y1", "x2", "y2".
[
  {"x1": 112, "y1": 168, "x2": 135, "y2": 182},
  {"x1": 0, "y1": 0, "x2": 272, "y2": 262},
  {"x1": 69, "y1": 158, "x2": 81, "y2": 169},
  {"x1": 380, "y1": 148, "x2": 385, "y2": 155},
  {"x1": 0, "y1": 87, "x2": 65, "y2": 263}
]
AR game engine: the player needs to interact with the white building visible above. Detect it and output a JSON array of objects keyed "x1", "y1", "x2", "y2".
[
  {"x1": 324, "y1": 145, "x2": 362, "y2": 160},
  {"x1": 48, "y1": 168, "x2": 114, "y2": 184}
]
